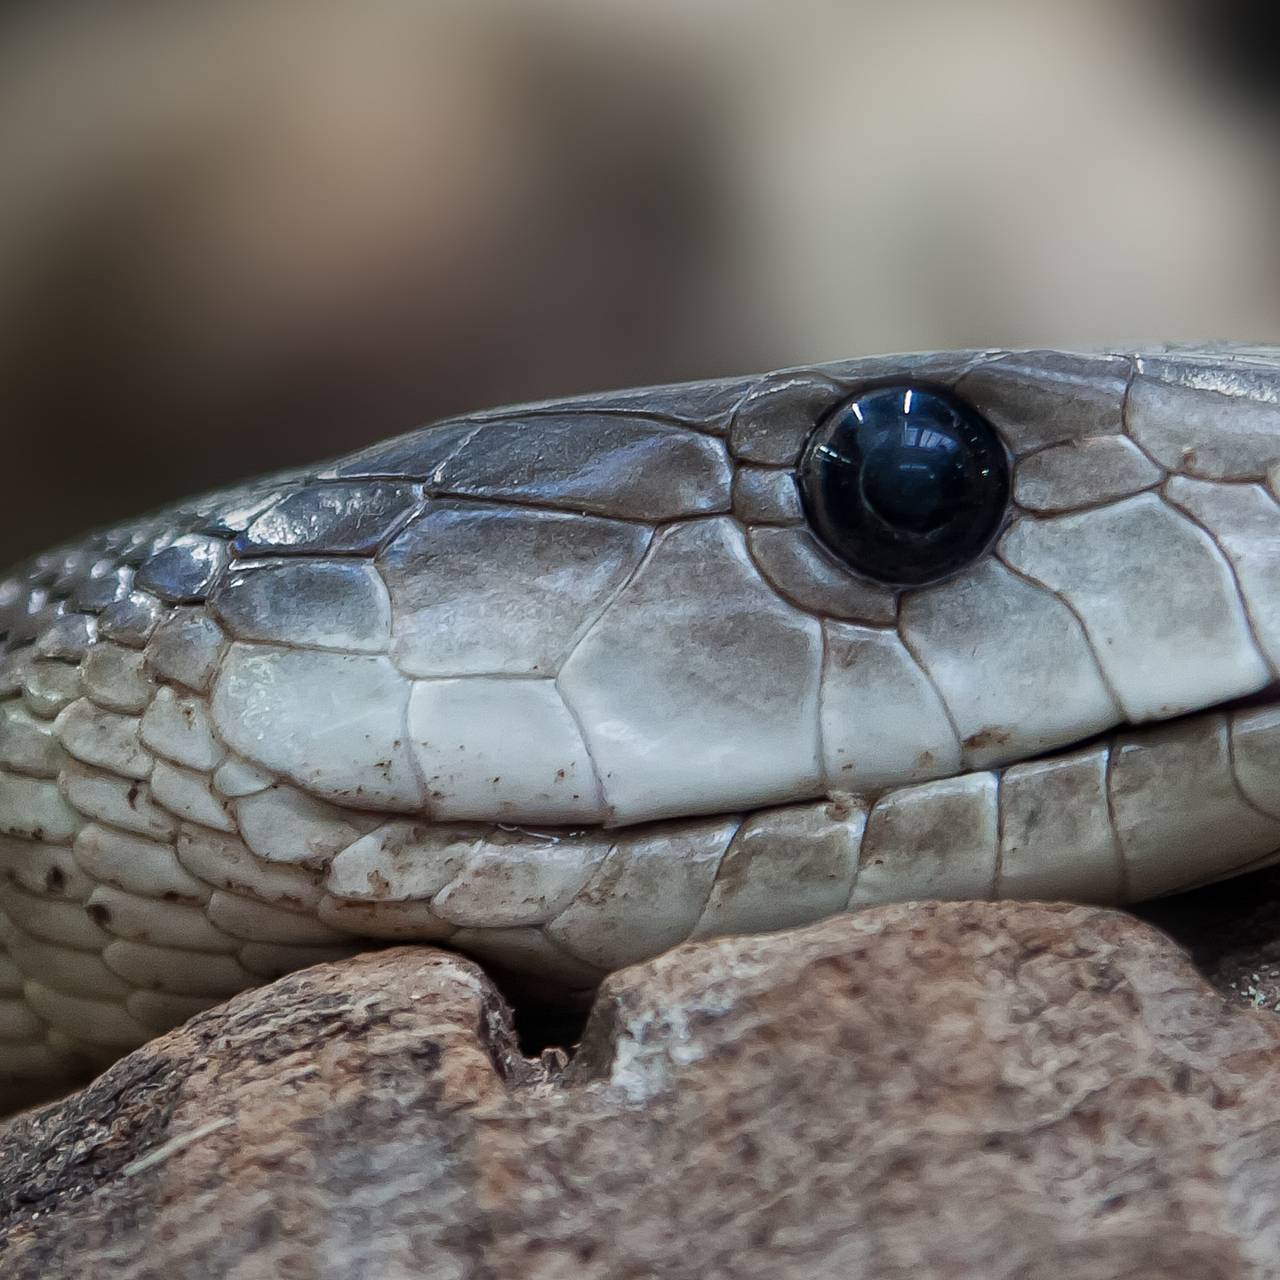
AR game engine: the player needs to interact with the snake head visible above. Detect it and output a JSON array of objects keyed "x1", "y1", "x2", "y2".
[{"x1": 3, "y1": 344, "x2": 1280, "y2": 1100}]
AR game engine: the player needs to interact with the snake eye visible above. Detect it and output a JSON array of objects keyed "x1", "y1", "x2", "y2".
[{"x1": 797, "y1": 384, "x2": 1010, "y2": 587}]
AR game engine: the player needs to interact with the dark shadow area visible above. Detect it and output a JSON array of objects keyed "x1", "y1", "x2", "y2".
[
  {"x1": 1161, "y1": 0, "x2": 1280, "y2": 112},
  {"x1": 1134, "y1": 864, "x2": 1280, "y2": 1010},
  {"x1": 482, "y1": 965, "x2": 596, "y2": 1063}
]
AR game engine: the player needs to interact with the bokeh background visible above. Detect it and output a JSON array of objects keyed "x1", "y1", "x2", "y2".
[{"x1": 2, "y1": 0, "x2": 1279, "y2": 566}]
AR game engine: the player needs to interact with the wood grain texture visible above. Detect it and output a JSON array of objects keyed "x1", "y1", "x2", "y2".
[{"x1": 5, "y1": 902, "x2": 1280, "y2": 1279}]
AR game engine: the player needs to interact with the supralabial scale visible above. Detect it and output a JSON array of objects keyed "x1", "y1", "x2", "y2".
[{"x1": 3, "y1": 344, "x2": 1280, "y2": 1104}]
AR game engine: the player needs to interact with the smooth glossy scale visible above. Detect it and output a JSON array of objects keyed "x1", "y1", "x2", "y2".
[{"x1": 798, "y1": 385, "x2": 1010, "y2": 586}]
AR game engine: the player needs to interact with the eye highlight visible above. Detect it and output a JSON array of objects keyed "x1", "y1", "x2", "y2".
[{"x1": 797, "y1": 385, "x2": 1010, "y2": 587}]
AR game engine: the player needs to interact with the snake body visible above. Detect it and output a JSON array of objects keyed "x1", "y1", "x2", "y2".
[{"x1": 3, "y1": 344, "x2": 1280, "y2": 1103}]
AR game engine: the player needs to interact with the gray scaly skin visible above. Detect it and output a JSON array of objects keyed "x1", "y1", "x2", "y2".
[{"x1": 3, "y1": 343, "x2": 1280, "y2": 1106}]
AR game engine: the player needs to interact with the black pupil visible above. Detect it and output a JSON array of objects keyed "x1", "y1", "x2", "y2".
[
  {"x1": 798, "y1": 385, "x2": 1009, "y2": 586},
  {"x1": 861, "y1": 428, "x2": 965, "y2": 534}
]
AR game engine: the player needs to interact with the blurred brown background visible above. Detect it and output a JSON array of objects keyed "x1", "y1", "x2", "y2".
[{"x1": 1, "y1": 0, "x2": 1279, "y2": 567}]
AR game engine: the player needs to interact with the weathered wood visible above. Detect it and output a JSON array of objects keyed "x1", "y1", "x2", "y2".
[{"x1": 4, "y1": 903, "x2": 1280, "y2": 1279}]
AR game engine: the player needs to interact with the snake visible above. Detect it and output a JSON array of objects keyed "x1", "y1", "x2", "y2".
[{"x1": 2, "y1": 342, "x2": 1280, "y2": 1106}]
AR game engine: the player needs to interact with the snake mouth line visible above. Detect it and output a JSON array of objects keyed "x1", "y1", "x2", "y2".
[
  {"x1": 1202, "y1": 682, "x2": 1280, "y2": 719},
  {"x1": 453, "y1": 691, "x2": 1280, "y2": 952},
  {"x1": 977, "y1": 681, "x2": 1280, "y2": 902},
  {"x1": 494, "y1": 683, "x2": 1280, "y2": 845},
  {"x1": 460, "y1": 684, "x2": 1280, "y2": 1035},
  {"x1": 999, "y1": 682, "x2": 1280, "y2": 776}
]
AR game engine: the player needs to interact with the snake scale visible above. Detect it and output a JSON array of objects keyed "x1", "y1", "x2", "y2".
[{"x1": 3, "y1": 343, "x2": 1280, "y2": 1105}]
